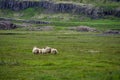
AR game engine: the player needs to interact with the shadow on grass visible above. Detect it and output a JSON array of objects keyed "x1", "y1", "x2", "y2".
[{"x1": 0, "y1": 33, "x2": 25, "y2": 35}]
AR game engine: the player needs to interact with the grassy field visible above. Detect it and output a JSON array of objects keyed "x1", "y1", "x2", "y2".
[
  {"x1": 0, "y1": 0, "x2": 120, "y2": 79},
  {"x1": 0, "y1": 30, "x2": 120, "y2": 80},
  {"x1": 14, "y1": 19, "x2": 120, "y2": 31}
]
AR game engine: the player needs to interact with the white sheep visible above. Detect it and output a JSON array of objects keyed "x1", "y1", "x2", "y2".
[
  {"x1": 32, "y1": 46, "x2": 58, "y2": 55},
  {"x1": 51, "y1": 48, "x2": 58, "y2": 54},
  {"x1": 45, "y1": 46, "x2": 51, "y2": 53},
  {"x1": 41, "y1": 48, "x2": 47, "y2": 54},
  {"x1": 38, "y1": 48, "x2": 42, "y2": 54},
  {"x1": 32, "y1": 46, "x2": 39, "y2": 54}
]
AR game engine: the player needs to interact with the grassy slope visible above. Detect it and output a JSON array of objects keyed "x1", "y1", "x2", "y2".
[
  {"x1": 0, "y1": 31, "x2": 120, "y2": 80},
  {"x1": 0, "y1": 8, "x2": 120, "y2": 31}
]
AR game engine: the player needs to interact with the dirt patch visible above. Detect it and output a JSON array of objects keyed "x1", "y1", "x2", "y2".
[{"x1": 68, "y1": 26, "x2": 99, "y2": 32}]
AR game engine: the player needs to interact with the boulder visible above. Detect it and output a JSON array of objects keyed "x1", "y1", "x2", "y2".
[
  {"x1": 0, "y1": 21, "x2": 16, "y2": 30},
  {"x1": 104, "y1": 29, "x2": 120, "y2": 34}
]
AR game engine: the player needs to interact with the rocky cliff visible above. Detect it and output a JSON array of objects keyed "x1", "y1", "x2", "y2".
[{"x1": 0, "y1": 0, "x2": 119, "y2": 18}]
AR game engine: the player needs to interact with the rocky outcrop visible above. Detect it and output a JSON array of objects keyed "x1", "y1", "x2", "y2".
[
  {"x1": 0, "y1": 0, "x2": 39, "y2": 11},
  {"x1": 100, "y1": 7, "x2": 120, "y2": 17},
  {"x1": 111, "y1": 0, "x2": 120, "y2": 2},
  {"x1": 104, "y1": 29, "x2": 120, "y2": 34},
  {"x1": 0, "y1": 0, "x2": 119, "y2": 18},
  {"x1": 0, "y1": 21, "x2": 16, "y2": 30}
]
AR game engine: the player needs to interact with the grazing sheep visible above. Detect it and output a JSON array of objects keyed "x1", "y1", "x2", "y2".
[
  {"x1": 32, "y1": 46, "x2": 58, "y2": 55},
  {"x1": 32, "y1": 46, "x2": 39, "y2": 54},
  {"x1": 45, "y1": 46, "x2": 51, "y2": 53},
  {"x1": 38, "y1": 48, "x2": 42, "y2": 54},
  {"x1": 41, "y1": 48, "x2": 47, "y2": 54},
  {"x1": 51, "y1": 48, "x2": 58, "y2": 54}
]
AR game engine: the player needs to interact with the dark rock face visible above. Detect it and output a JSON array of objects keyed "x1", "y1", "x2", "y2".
[
  {"x1": 0, "y1": 0, "x2": 52, "y2": 11},
  {"x1": 0, "y1": 0, "x2": 119, "y2": 18},
  {"x1": 0, "y1": 21, "x2": 16, "y2": 30},
  {"x1": 0, "y1": 0, "x2": 39, "y2": 11},
  {"x1": 114, "y1": 8, "x2": 120, "y2": 17},
  {"x1": 100, "y1": 7, "x2": 120, "y2": 17},
  {"x1": 111, "y1": 0, "x2": 120, "y2": 2}
]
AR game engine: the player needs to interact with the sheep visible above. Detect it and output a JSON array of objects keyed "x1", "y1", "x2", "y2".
[
  {"x1": 38, "y1": 48, "x2": 42, "y2": 54},
  {"x1": 45, "y1": 46, "x2": 51, "y2": 53},
  {"x1": 32, "y1": 46, "x2": 58, "y2": 55},
  {"x1": 32, "y1": 46, "x2": 39, "y2": 54},
  {"x1": 51, "y1": 48, "x2": 58, "y2": 54},
  {"x1": 41, "y1": 48, "x2": 47, "y2": 54}
]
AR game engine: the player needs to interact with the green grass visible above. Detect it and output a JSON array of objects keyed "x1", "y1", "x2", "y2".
[
  {"x1": 51, "y1": 19, "x2": 120, "y2": 31},
  {"x1": 0, "y1": 7, "x2": 44, "y2": 19},
  {"x1": 0, "y1": 1, "x2": 120, "y2": 79},
  {"x1": 0, "y1": 30, "x2": 120, "y2": 80},
  {"x1": 12, "y1": 18, "x2": 120, "y2": 31}
]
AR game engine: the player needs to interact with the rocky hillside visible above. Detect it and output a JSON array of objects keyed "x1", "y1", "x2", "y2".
[{"x1": 0, "y1": 0, "x2": 120, "y2": 19}]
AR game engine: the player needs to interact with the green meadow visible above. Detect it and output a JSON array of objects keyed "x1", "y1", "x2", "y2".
[
  {"x1": 0, "y1": 29, "x2": 120, "y2": 80},
  {"x1": 0, "y1": 0, "x2": 120, "y2": 79}
]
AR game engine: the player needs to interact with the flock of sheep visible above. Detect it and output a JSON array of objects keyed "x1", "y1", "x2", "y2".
[{"x1": 32, "y1": 46, "x2": 58, "y2": 54}]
